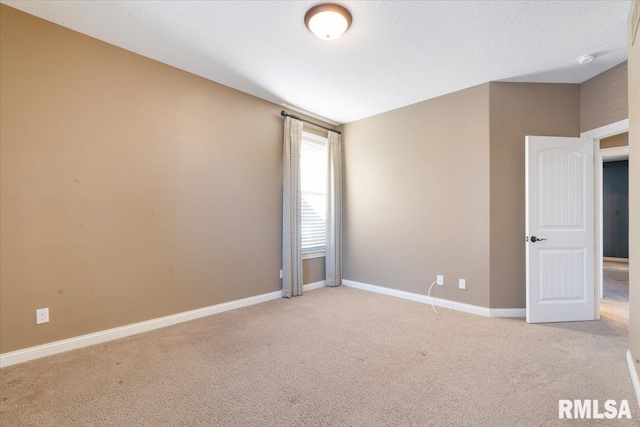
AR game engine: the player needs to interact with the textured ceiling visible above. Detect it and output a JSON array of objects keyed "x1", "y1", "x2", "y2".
[{"x1": 2, "y1": 1, "x2": 630, "y2": 124}]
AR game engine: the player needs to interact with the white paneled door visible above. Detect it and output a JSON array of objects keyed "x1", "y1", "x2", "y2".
[{"x1": 525, "y1": 136, "x2": 594, "y2": 323}]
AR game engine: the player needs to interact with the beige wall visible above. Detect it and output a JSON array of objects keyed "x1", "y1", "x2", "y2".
[
  {"x1": 600, "y1": 132, "x2": 629, "y2": 148},
  {"x1": 303, "y1": 257, "x2": 325, "y2": 285},
  {"x1": 342, "y1": 82, "x2": 580, "y2": 309},
  {"x1": 628, "y1": 0, "x2": 640, "y2": 382},
  {"x1": 580, "y1": 61, "x2": 628, "y2": 132},
  {"x1": 342, "y1": 84, "x2": 492, "y2": 307},
  {"x1": 489, "y1": 83, "x2": 581, "y2": 308},
  {"x1": 0, "y1": 5, "x2": 325, "y2": 353}
]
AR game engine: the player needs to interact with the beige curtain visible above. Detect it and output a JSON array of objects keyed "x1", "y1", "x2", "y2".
[
  {"x1": 326, "y1": 131, "x2": 342, "y2": 287},
  {"x1": 282, "y1": 117, "x2": 304, "y2": 297}
]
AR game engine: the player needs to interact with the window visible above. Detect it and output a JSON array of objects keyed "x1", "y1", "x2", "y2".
[{"x1": 301, "y1": 132, "x2": 328, "y2": 258}]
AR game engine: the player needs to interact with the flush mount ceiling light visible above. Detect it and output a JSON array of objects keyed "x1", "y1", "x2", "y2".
[
  {"x1": 578, "y1": 54, "x2": 596, "y2": 64},
  {"x1": 304, "y1": 3, "x2": 352, "y2": 40}
]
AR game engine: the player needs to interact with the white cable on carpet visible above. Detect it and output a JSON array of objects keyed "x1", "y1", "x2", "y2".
[{"x1": 427, "y1": 280, "x2": 440, "y2": 314}]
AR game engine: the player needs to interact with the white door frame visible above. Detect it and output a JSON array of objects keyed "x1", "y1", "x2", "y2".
[{"x1": 580, "y1": 118, "x2": 629, "y2": 319}]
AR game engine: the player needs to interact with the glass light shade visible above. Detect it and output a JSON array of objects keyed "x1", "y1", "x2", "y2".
[{"x1": 305, "y1": 4, "x2": 352, "y2": 40}]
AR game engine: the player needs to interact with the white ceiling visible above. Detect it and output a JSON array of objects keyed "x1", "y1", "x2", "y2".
[{"x1": 2, "y1": 1, "x2": 630, "y2": 124}]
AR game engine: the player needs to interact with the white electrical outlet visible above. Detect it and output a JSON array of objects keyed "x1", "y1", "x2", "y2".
[
  {"x1": 437, "y1": 275, "x2": 444, "y2": 286},
  {"x1": 279, "y1": 269, "x2": 283, "y2": 279},
  {"x1": 459, "y1": 279, "x2": 466, "y2": 290},
  {"x1": 36, "y1": 308, "x2": 49, "y2": 324}
]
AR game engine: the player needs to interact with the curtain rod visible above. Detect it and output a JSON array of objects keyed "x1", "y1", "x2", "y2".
[{"x1": 280, "y1": 111, "x2": 341, "y2": 135}]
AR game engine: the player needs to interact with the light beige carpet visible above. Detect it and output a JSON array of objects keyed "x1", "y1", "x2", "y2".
[{"x1": 1, "y1": 285, "x2": 638, "y2": 426}]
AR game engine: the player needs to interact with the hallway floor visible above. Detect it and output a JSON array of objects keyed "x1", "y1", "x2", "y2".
[{"x1": 601, "y1": 260, "x2": 629, "y2": 331}]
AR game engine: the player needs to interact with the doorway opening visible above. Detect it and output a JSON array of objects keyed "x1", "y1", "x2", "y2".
[
  {"x1": 601, "y1": 136, "x2": 629, "y2": 328},
  {"x1": 582, "y1": 119, "x2": 629, "y2": 327}
]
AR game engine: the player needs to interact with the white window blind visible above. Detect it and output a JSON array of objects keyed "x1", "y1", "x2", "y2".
[{"x1": 300, "y1": 132, "x2": 328, "y2": 255}]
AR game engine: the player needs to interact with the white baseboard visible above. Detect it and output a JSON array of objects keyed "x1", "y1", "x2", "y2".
[
  {"x1": 0, "y1": 279, "x2": 519, "y2": 368},
  {"x1": 0, "y1": 290, "x2": 282, "y2": 368},
  {"x1": 627, "y1": 350, "x2": 640, "y2": 410},
  {"x1": 342, "y1": 279, "x2": 525, "y2": 318},
  {"x1": 489, "y1": 308, "x2": 527, "y2": 317},
  {"x1": 303, "y1": 280, "x2": 326, "y2": 292}
]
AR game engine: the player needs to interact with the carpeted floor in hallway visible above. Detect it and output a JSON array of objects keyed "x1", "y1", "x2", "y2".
[
  {"x1": 601, "y1": 260, "x2": 630, "y2": 332},
  {"x1": 1, "y1": 283, "x2": 638, "y2": 426}
]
